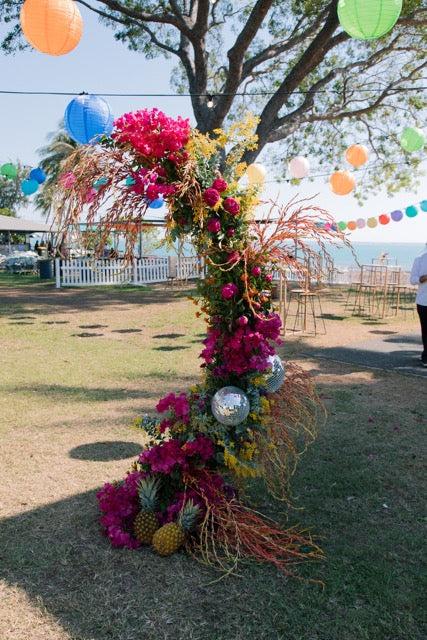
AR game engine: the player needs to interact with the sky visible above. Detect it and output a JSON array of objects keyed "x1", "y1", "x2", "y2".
[{"x1": 0, "y1": 5, "x2": 426, "y2": 244}]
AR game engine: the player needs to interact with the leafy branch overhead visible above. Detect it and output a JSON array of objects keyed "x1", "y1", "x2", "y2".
[{"x1": 1, "y1": 1, "x2": 426, "y2": 197}]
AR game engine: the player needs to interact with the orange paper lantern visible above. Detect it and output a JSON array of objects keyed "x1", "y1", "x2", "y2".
[
  {"x1": 347, "y1": 220, "x2": 357, "y2": 231},
  {"x1": 329, "y1": 170, "x2": 356, "y2": 195},
  {"x1": 20, "y1": 0, "x2": 83, "y2": 56},
  {"x1": 345, "y1": 144, "x2": 369, "y2": 167}
]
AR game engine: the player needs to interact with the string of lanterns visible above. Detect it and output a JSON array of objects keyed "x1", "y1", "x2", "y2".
[
  {"x1": 0, "y1": 162, "x2": 47, "y2": 195},
  {"x1": 336, "y1": 199, "x2": 427, "y2": 232}
]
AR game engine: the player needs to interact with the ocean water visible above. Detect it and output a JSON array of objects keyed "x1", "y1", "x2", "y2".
[{"x1": 323, "y1": 242, "x2": 425, "y2": 272}]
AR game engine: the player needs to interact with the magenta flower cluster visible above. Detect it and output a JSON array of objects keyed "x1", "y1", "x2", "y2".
[
  {"x1": 112, "y1": 108, "x2": 190, "y2": 161},
  {"x1": 96, "y1": 471, "x2": 143, "y2": 549},
  {"x1": 156, "y1": 391, "x2": 191, "y2": 433},
  {"x1": 201, "y1": 313, "x2": 282, "y2": 375},
  {"x1": 138, "y1": 435, "x2": 214, "y2": 474}
]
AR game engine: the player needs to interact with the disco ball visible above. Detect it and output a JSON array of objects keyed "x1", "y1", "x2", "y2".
[
  {"x1": 211, "y1": 386, "x2": 250, "y2": 426},
  {"x1": 264, "y1": 354, "x2": 286, "y2": 393}
]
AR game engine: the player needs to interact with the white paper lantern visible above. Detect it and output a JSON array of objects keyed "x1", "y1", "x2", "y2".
[
  {"x1": 288, "y1": 156, "x2": 310, "y2": 179},
  {"x1": 246, "y1": 163, "x2": 266, "y2": 184}
]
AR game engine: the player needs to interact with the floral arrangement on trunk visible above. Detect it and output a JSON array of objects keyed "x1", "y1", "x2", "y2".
[{"x1": 55, "y1": 109, "x2": 349, "y2": 578}]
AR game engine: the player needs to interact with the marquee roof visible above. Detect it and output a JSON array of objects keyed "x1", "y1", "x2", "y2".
[{"x1": 0, "y1": 214, "x2": 56, "y2": 234}]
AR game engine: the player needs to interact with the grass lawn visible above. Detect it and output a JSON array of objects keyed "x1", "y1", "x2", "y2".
[{"x1": 0, "y1": 273, "x2": 425, "y2": 640}]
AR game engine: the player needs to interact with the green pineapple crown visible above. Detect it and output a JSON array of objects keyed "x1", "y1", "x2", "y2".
[
  {"x1": 179, "y1": 499, "x2": 200, "y2": 533},
  {"x1": 137, "y1": 475, "x2": 161, "y2": 512}
]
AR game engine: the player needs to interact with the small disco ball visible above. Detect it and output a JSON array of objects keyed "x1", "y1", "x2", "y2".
[
  {"x1": 264, "y1": 354, "x2": 286, "y2": 393},
  {"x1": 211, "y1": 386, "x2": 250, "y2": 426}
]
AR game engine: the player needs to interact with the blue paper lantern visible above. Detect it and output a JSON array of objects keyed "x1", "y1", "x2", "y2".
[
  {"x1": 93, "y1": 177, "x2": 108, "y2": 190},
  {"x1": 64, "y1": 94, "x2": 114, "y2": 145},
  {"x1": 30, "y1": 167, "x2": 47, "y2": 184},
  {"x1": 148, "y1": 198, "x2": 164, "y2": 209},
  {"x1": 420, "y1": 200, "x2": 427, "y2": 212},
  {"x1": 125, "y1": 176, "x2": 136, "y2": 186},
  {"x1": 21, "y1": 178, "x2": 39, "y2": 195},
  {"x1": 405, "y1": 205, "x2": 418, "y2": 218}
]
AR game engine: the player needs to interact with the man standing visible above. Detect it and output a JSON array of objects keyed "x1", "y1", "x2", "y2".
[{"x1": 410, "y1": 244, "x2": 427, "y2": 367}]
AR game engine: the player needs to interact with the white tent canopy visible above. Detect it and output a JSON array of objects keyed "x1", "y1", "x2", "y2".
[{"x1": 0, "y1": 214, "x2": 56, "y2": 234}]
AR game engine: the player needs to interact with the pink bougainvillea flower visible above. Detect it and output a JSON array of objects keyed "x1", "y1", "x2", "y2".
[
  {"x1": 207, "y1": 218, "x2": 221, "y2": 233},
  {"x1": 251, "y1": 266, "x2": 262, "y2": 277},
  {"x1": 212, "y1": 178, "x2": 228, "y2": 192},
  {"x1": 59, "y1": 172, "x2": 76, "y2": 188},
  {"x1": 84, "y1": 188, "x2": 98, "y2": 204},
  {"x1": 221, "y1": 283, "x2": 239, "y2": 299},
  {"x1": 238, "y1": 315, "x2": 249, "y2": 326},
  {"x1": 265, "y1": 273, "x2": 273, "y2": 283},
  {"x1": 203, "y1": 188, "x2": 221, "y2": 207},
  {"x1": 223, "y1": 197, "x2": 240, "y2": 215}
]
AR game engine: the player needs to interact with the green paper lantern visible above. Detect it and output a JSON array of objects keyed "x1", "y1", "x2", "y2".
[
  {"x1": 338, "y1": 221, "x2": 348, "y2": 231},
  {"x1": 337, "y1": 0, "x2": 402, "y2": 40},
  {"x1": 400, "y1": 127, "x2": 425, "y2": 152},
  {"x1": 1, "y1": 162, "x2": 18, "y2": 179}
]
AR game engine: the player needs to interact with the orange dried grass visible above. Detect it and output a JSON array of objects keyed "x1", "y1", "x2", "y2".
[
  {"x1": 254, "y1": 362, "x2": 326, "y2": 505},
  {"x1": 183, "y1": 469, "x2": 324, "y2": 581}
]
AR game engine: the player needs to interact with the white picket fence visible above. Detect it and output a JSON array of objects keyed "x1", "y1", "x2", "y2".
[{"x1": 55, "y1": 255, "x2": 201, "y2": 288}]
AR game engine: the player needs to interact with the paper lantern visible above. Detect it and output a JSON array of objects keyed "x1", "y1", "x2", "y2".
[
  {"x1": 405, "y1": 205, "x2": 418, "y2": 218},
  {"x1": 20, "y1": 0, "x2": 83, "y2": 56},
  {"x1": 1, "y1": 163, "x2": 17, "y2": 179},
  {"x1": 337, "y1": 0, "x2": 402, "y2": 40},
  {"x1": 148, "y1": 198, "x2": 164, "y2": 209},
  {"x1": 246, "y1": 163, "x2": 266, "y2": 184},
  {"x1": 125, "y1": 177, "x2": 136, "y2": 186},
  {"x1": 420, "y1": 201, "x2": 427, "y2": 212},
  {"x1": 400, "y1": 127, "x2": 425, "y2": 152},
  {"x1": 347, "y1": 220, "x2": 357, "y2": 231},
  {"x1": 65, "y1": 94, "x2": 114, "y2": 145},
  {"x1": 379, "y1": 214, "x2": 390, "y2": 225},
  {"x1": 211, "y1": 386, "x2": 250, "y2": 426},
  {"x1": 338, "y1": 221, "x2": 347, "y2": 231},
  {"x1": 93, "y1": 177, "x2": 108, "y2": 190},
  {"x1": 329, "y1": 170, "x2": 355, "y2": 195},
  {"x1": 30, "y1": 167, "x2": 46, "y2": 183},
  {"x1": 345, "y1": 144, "x2": 369, "y2": 167},
  {"x1": 390, "y1": 209, "x2": 403, "y2": 222},
  {"x1": 367, "y1": 217, "x2": 378, "y2": 228},
  {"x1": 21, "y1": 178, "x2": 39, "y2": 195},
  {"x1": 288, "y1": 156, "x2": 310, "y2": 179},
  {"x1": 356, "y1": 218, "x2": 366, "y2": 229}
]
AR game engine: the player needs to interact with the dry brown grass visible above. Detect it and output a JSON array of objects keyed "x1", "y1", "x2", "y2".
[{"x1": 0, "y1": 277, "x2": 425, "y2": 640}]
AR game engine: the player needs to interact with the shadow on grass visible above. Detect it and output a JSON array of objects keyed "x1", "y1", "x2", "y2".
[
  {"x1": 0, "y1": 383, "x2": 159, "y2": 402},
  {"x1": 69, "y1": 441, "x2": 142, "y2": 461}
]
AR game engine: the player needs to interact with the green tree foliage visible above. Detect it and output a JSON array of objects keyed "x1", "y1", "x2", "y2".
[
  {"x1": 0, "y1": 163, "x2": 30, "y2": 214},
  {"x1": 1, "y1": 1, "x2": 426, "y2": 198},
  {"x1": 34, "y1": 122, "x2": 81, "y2": 217}
]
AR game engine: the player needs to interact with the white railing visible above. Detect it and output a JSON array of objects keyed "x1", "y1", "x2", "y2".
[{"x1": 55, "y1": 256, "x2": 201, "y2": 288}]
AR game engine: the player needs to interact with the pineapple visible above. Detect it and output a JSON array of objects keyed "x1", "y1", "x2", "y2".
[
  {"x1": 152, "y1": 499, "x2": 199, "y2": 556},
  {"x1": 133, "y1": 476, "x2": 161, "y2": 544}
]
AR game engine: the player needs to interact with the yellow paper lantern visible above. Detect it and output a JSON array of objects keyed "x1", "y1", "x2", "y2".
[
  {"x1": 367, "y1": 217, "x2": 378, "y2": 228},
  {"x1": 20, "y1": 0, "x2": 83, "y2": 56},
  {"x1": 345, "y1": 144, "x2": 369, "y2": 167},
  {"x1": 246, "y1": 163, "x2": 266, "y2": 184},
  {"x1": 329, "y1": 170, "x2": 356, "y2": 195}
]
